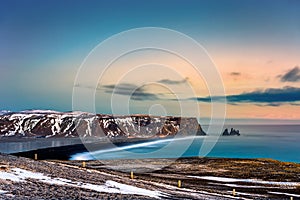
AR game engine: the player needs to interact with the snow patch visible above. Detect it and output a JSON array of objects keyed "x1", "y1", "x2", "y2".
[
  {"x1": 0, "y1": 168, "x2": 163, "y2": 198},
  {"x1": 0, "y1": 189, "x2": 7, "y2": 194},
  {"x1": 105, "y1": 180, "x2": 161, "y2": 198},
  {"x1": 0, "y1": 170, "x2": 22, "y2": 182},
  {"x1": 209, "y1": 182, "x2": 277, "y2": 189},
  {"x1": 268, "y1": 191, "x2": 300, "y2": 197},
  {"x1": 227, "y1": 191, "x2": 266, "y2": 197},
  {"x1": 189, "y1": 176, "x2": 300, "y2": 186},
  {"x1": 20, "y1": 110, "x2": 61, "y2": 114},
  {"x1": 0, "y1": 110, "x2": 10, "y2": 115}
]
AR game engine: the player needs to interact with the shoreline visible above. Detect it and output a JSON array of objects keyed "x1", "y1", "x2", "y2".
[
  {"x1": 7, "y1": 137, "x2": 299, "y2": 164},
  {"x1": 11, "y1": 137, "x2": 175, "y2": 160}
]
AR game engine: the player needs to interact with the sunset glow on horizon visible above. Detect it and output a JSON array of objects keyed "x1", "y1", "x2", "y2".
[{"x1": 1, "y1": 0, "x2": 300, "y2": 123}]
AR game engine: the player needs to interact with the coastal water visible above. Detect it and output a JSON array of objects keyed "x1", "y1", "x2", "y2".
[
  {"x1": 0, "y1": 125, "x2": 299, "y2": 163},
  {"x1": 71, "y1": 125, "x2": 300, "y2": 163}
]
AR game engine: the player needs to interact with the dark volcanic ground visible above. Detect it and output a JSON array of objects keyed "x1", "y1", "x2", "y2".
[{"x1": 0, "y1": 153, "x2": 299, "y2": 199}]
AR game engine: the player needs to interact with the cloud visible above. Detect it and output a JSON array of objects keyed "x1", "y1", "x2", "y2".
[
  {"x1": 102, "y1": 83, "x2": 135, "y2": 90},
  {"x1": 266, "y1": 60, "x2": 273, "y2": 64},
  {"x1": 192, "y1": 86, "x2": 300, "y2": 105},
  {"x1": 265, "y1": 103, "x2": 282, "y2": 107},
  {"x1": 74, "y1": 84, "x2": 97, "y2": 90},
  {"x1": 279, "y1": 66, "x2": 300, "y2": 82},
  {"x1": 290, "y1": 103, "x2": 300, "y2": 106},
  {"x1": 229, "y1": 72, "x2": 241, "y2": 76},
  {"x1": 102, "y1": 83, "x2": 161, "y2": 101},
  {"x1": 157, "y1": 78, "x2": 188, "y2": 85}
]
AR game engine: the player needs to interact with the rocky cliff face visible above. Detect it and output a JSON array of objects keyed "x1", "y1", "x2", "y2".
[{"x1": 0, "y1": 110, "x2": 206, "y2": 139}]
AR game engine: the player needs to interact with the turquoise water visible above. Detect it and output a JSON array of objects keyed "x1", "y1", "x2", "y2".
[{"x1": 71, "y1": 125, "x2": 300, "y2": 163}]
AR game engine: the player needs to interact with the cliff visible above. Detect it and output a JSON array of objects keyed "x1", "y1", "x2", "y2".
[{"x1": 0, "y1": 110, "x2": 206, "y2": 139}]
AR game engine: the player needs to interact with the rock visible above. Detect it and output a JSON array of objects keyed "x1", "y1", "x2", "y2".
[
  {"x1": 0, "y1": 164, "x2": 9, "y2": 171},
  {"x1": 222, "y1": 128, "x2": 229, "y2": 136},
  {"x1": 222, "y1": 128, "x2": 240, "y2": 136},
  {"x1": 0, "y1": 111, "x2": 206, "y2": 139}
]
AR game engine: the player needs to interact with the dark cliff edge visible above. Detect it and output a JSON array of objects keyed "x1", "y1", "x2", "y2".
[{"x1": 0, "y1": 111, "x2": 206, "y2": 140}]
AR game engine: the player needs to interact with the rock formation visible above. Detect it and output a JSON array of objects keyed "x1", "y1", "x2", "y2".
[
  {"x1": 0, "y1": 110, "x2": 206, "y2": 139},
  {"x1": 222, "y1": 128, "x2": 240, "y2": 136}
]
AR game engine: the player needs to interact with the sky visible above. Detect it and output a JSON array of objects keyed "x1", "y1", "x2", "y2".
[{"x1": 0, "y1": 0, "x2": 300, "y2": 123}]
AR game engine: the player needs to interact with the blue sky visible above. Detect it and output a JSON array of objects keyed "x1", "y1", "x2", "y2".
[{"x1": 0, "y1": 0, "x2": 300, "y2": 122}]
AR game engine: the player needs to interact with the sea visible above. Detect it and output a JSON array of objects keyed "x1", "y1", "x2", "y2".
[
  {"x1": 70, "y1": 125, "x2": 300, "y2": 163},
  {"x1": 1, "y1": 125, "x2": 299, "y2": 163}
]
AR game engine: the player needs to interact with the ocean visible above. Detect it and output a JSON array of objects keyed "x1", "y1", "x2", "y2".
[
  {"x1": 70, "y1": 125, "x2": 300, "y2": 163},
  {"x1": 0, "y1": 125, "x2": 299, "y2": 163}
]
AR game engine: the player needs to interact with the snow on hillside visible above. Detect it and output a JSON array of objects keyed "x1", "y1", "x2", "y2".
[
  {"x1": 0, "y1": 110, "x2": 10, "y2": 115},
  {"x1": 0, "y1": 168, "x2": 163, "y2": 198}
]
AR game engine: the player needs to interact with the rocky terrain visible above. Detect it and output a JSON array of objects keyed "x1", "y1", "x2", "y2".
[
  {"x1": 0, "y1": 110, "x2": 205, "y2": 140},
  {"x1": 222, "y1": 128, "x2": 240, "y2": 136},
  {"x1": 0, "y1": 154, "x2": 299, "y2": 199}
]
